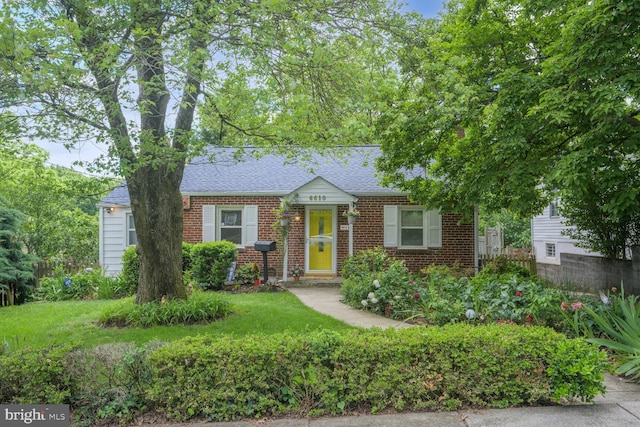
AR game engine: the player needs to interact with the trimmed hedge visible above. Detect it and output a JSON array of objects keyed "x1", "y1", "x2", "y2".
[
  {"x1": 190, "y1": 241, "x2": 238, "y2": 290},
  {"x1": 147, "y1": 324, "x2": 607, "y2": 421}
]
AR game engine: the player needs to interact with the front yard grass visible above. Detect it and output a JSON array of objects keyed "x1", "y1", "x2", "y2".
[{"x1": 0, "y1": 292, "x2": 352, "y2": 350}]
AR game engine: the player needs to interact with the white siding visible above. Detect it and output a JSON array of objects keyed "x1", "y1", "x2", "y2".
[
  {"x1": 532, "y1": 205, "x2": 599, "y2": 265},
  {"x1": 100, "y1": 208, "x2": 131, "y2": 276}
]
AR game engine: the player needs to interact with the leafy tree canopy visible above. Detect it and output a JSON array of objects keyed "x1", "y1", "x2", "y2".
[
  {"x1": 0, "y1": 0, "x2": 417, "y2": 302},
  {"x1": 375, "y1": 0, "x2": 640, "y2": 230}
]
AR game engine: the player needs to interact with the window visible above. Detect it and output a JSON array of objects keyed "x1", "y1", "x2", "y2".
[
  {"x1": 127, "y1": 214, "x2": 137, "y2": 246},
  {"x1": 384, "y1": 206, "x2": 442, "y2": 249},
  {"x1": 219, "y1": 208, "x2": 242, "y2": 244},
  {"x1": 546, "y1": 243, "x2": 556, "y2": 257},
  {"x1": 549, "y1": 200, "x2": 559, "y2": 218},
  {"x1": 202, "y1": 205, "x2": 258, "y2": 246},
  {"x1": 400, "y1": 209, "x2": 425, "y2": 247}
]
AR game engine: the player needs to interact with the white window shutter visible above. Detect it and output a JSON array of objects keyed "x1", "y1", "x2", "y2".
[
  {"x1": 202, "y1": 205, "x2": 216, "y2": 242},
  {"x1": 428, "y1": 209, "x2": 442, "y2": 248},
  {"x1": 243, "y1": 205, "x2": 258, "y2": 246},
  {"x1": 383, "y1": 205, "x2": 398, "y2": 247}
]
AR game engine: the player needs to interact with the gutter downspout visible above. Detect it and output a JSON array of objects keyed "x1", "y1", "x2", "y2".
[{"x1": 474, "y1": 205, "x2": 479, "y2": 274}]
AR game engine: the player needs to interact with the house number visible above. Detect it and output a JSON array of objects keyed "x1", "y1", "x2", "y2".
[{"x1": 309, "y1": 195, "x2": 327, "y2": 201}]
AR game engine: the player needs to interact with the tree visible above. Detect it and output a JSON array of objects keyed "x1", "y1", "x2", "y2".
[
  {"x1": 0, "y1": 197, "x2": 36, "y2": 306},
  {"x1": 0, "y1": 141, "x2": 112, "y2": 263},
  {"x1": 0, "y1": 1, "x2": 411, "y2": 302},
  {"x1": 375, "y1": 0, "x2": 640, "y2": 257}
]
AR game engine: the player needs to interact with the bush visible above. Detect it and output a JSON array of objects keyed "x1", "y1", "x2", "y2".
[
  {"x1": 340, "y1": 247, "x2": 393, "y2": 280},
  {"x1": 119, "y1": 246, "x2": 140, "y2": 296},
  {"x1": 147, "y1": 325, "x2": 606, "y2": 421},
  {"x1": 191, "y1": 241, "x2": 238, "y2": 290},
  {"x1": 99, "y1": 291, "x2": 232, "y2": 327},
  {"x1": 0, "y1": 343, "x2": 78, "y2": 404},
  {"x1": 35, "y1": 266, "x2": 124, "y2": 301},
  {"x1": 120, "y1": 243, "x2": 196, "y2": 295},
  {"x1": 235, "y1": 262, "x2": 260, "y2": 285}
]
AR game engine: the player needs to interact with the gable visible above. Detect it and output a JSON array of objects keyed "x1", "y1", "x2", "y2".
[{"x1": 290, "y1": 177, "x2": 357, "y2": 205}]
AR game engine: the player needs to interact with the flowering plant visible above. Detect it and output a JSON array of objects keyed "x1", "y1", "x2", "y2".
[
  {"x1": 343, "y1": 209, "x2": 360, "y2": 217},
  {"x1": 289, "y1": 264, "x2": 303, "y2": 277}
]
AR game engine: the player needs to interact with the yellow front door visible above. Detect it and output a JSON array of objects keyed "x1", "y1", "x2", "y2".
[{"x1": 308, "y1": 208, "x2": 334, "y2": 272}]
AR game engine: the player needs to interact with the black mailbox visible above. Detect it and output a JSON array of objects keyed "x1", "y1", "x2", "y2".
[
  {"x1": 254, "y1": 241, "x2": 277, "y2": 283},
  {"x1": 254, "y1": 241, "x2": 276, "y2": 252}
]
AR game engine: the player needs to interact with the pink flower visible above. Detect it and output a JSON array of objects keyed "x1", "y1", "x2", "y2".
[
  {"x1": 570, "y1": 301, "x2": 583, "y2": 311},
  {"x1": 515, "y1": 291, "x2": 521, "y2": 297},
  {"x1": 561, "y1": 301, "x2": 568, "y2": 311},
  {"x1": 414, "y1": 292, "x2": 420, "y2": 299},
  {"x1": 409, "y1": 280, "x2": 414, "y2": 285}
]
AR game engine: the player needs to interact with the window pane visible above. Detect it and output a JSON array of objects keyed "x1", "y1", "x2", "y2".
[
  {"x1": 221, "y1": 210, "x2": 242, "y2": 226},
  {"x1": 221, "y1": 228, "x2": 242, "y2": 244},
  {"x1": 401, "y1": 229, "x2": 423, "y2": 246},
  {"x1": 129, "y1": 231, "x2": 137, "y2": 245},
  {"x1": 401, "y1": 210, "x2": 423, "y2": 227}
]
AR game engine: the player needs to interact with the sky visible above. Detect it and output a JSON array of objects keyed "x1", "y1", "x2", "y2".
[{"x1": 34, "y1": 1, "x2": 446, "y2": 172}]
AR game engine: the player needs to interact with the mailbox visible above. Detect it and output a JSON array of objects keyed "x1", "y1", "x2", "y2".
[
  {"x1": 254, "y1": 241, "x2": 277, "y2": 283},
  {"x1": 254, "y1": 241, "x2": 276, "y2": 252}
]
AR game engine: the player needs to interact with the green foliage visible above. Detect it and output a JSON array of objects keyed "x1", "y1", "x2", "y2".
[
  {"x1": 235, "y1": 262, "x2": 260, "y2": 285},
  {"x1": 479, "y1": 208, "x2": 531, "y2": 249},
  {"x1": 36, "y1": 266, "x2": 124, "y2": 301},
  {"x1": 119, "y1": 246, "x2": 140, "y2": 296},
  {"x1": 478, "y1": 255, "x2": 531, "y2": 278},
  {"x1": 191, "y1": 241, "x2": 238, "y2": 290},
  {"x1": 181, "y1": 242, "x2": 194, "y2": 272},
  {"x1": 0, "y1": 197, "x2": 36, "y2": 306},
  {"x1": 586, "y1": 288, "x2": 640, "y2": 379},
  {"x1": 0, "y1": 343, "x2": 78, "y2": 404},
  {"x1": 375, "y1": 0, "x2": 640, "y2": 258},
  {"x1": 147, "y1": 326, "x2": 606, "y2": 420},
  {"x1": 65, "y1": 342, "x2": 162, "y2": 426},
  {"x1": 340, "y1": 246, "x2": 394, "y2": 280},
  {"x1": 99, "y1": 291, "x2": 232, "y2": 328}
]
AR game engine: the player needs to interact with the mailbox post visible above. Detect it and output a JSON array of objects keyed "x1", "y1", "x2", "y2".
[{"x1": 254, "y1": 241, "x2": 277, "y2": 283}]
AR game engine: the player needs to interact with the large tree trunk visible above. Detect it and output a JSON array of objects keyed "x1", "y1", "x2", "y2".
[{"x1": 128, "y1": 164, "x2": 186, "y2": 304}]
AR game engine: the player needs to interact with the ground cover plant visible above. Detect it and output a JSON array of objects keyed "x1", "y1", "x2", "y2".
[{"x1": 340, "y1": 249, "x2": 595, "y2": 332}]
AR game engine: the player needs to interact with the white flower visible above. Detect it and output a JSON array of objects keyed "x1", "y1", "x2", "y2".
[
  {"x1": 361, "y1": 300, "x2": 368, "y2": 307},
  {"x1": 368, "y1": 292, "x2": 375, "y2": 299},
  {"x1": 465, "y1": 309, "x2": 476, "y2": 320},
  {"x1": 599, "y1": 291, "x2": 610, "y2": 305},
  {"x1": 394, "y1": 295, "x2": 402, "y2": 300},
  {"x1": 371, "y1": 297, "x2": 378, "y2": 304},
  {"x1": 373, "y1": 279, "x2": 380, "y2": 288}
]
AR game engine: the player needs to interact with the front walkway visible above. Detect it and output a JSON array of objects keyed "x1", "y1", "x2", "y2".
[{"x1": 287, "y1": 286, "x2": 412, "y2": 329}]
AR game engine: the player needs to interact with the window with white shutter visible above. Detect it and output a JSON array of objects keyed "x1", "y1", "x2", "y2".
[
  {"x1": 384, "y1": 206, "x2": 442, "y2": 249},
  {"x1": 202, "y1": 205, "x2": 258, "y2": 246}
]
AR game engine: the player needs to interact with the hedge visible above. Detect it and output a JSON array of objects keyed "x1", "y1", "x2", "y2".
[{"x1": 147, "y1": 324, "x2": 607, "y2": 421}]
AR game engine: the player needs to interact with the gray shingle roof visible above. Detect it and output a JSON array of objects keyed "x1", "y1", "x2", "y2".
[{"x1": 100, "y1": 146, "x2": 399, "y2": 206}]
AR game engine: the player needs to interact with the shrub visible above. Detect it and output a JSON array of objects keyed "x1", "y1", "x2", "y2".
[
  {"x1": 191, "y1": 241, "x2": 238, "y2": 290},
  {"x1": 65, "y1": 342, "x2": 163, "y2": 426},
  {"x1": 35, "y1": 266, "x2": 123, "y2": 301},
  {"x1": 119, "y1": 246, "x2": 140, "y2": 296},
  {"x1": 340, "y1": 247, "x2": 393, "y2": 280},
  {"x1": 235, "y1": 262, "x2": 260, "y2": 285},
  {"x1": 0, "y1": 343, "x2": 78, "y2": 404},
  {"x1": 99, "y1": 291, "x2": 232, "y2": 327},
  {"x1": 147, "y1": 325, "x2": 606, "y2": 421},
  {"x1": 182, "y1": 242, "x2": 194, "y2": 272}
]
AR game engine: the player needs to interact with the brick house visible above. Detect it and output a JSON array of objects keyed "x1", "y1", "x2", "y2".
[{"x1": 98, "y1": 146, "x2": 477, "y2": 278}]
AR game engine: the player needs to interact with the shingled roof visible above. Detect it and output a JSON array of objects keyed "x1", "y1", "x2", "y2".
[{"x1": 99, "y1": 146, "x2": 402, "y2": 206}]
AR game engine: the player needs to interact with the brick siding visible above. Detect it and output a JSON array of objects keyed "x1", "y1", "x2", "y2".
[{"x1": 183, "y1": 195, "x2": 475, "y2": 276}]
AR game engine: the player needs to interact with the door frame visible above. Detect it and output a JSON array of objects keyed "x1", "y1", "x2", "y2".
[{"x1": 305, "y1": 205, "x2": 337, "y2": 275}]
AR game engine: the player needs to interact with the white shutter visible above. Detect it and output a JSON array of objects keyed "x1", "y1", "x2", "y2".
[
  {"x1": 383, "y1": 205, "x2": 398, "y2": 247},
  {"x1": 428, "y1": 209, "x2": 442, "y2": 248},
  {"x1": 202, "y1": 205, "x2": 216, "y2": 242},
  {"x1": 243, "y1": 205, "x2": 258, "y2": 246}
]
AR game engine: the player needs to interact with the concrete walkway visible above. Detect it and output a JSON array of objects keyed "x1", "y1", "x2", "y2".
[{"x1": 158, "y1": 286, "x2": 640, "y2": 427}]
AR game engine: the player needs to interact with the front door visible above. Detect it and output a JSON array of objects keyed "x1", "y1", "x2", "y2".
[{"x1": 306, "y1": 207, "x2": 335, "y2": 274}]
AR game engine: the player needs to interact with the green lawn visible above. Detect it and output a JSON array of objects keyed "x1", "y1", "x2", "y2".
[{"x1": 0, "y1": 292, "x2": 353, "y2": 350}]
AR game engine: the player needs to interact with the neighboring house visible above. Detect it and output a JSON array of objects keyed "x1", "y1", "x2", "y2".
[
  {"x1": 531, "y1": 200, "x2": 600, "y2": 268},
  {"x1": 98, "y1": 146, "x2": 477, "y2": 278}
]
